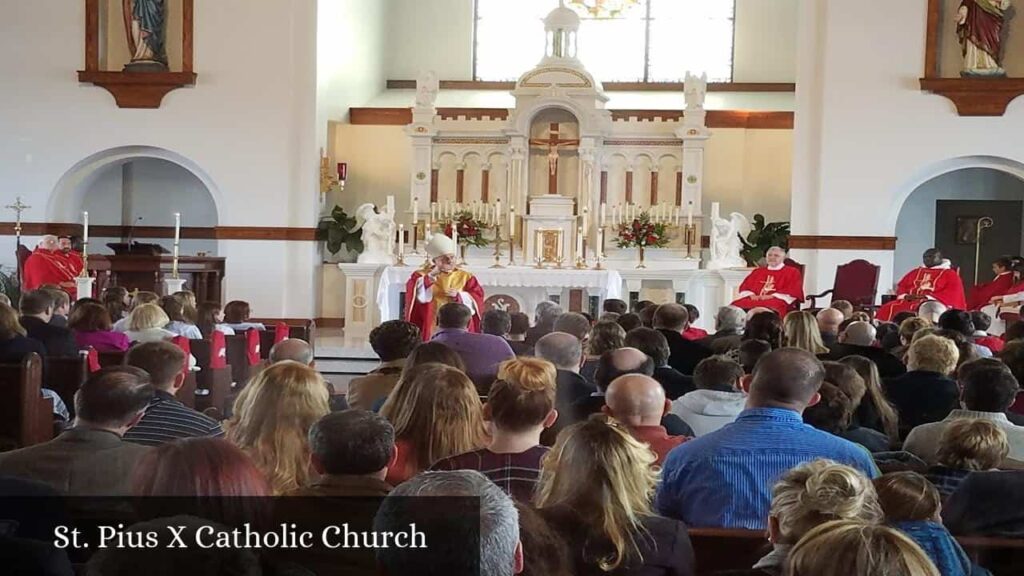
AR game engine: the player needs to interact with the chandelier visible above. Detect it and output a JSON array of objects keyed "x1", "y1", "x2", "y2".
[{"x1": 566, "y1": 0, "x2": 643, "y2": 19}]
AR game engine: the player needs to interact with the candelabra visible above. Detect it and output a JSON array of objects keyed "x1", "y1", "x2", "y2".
[{"x1": 490, "y1": 224, "x2": 506, "y2": 269}]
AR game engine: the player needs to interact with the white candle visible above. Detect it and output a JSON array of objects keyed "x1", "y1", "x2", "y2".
[
  {"x1": 600, "y1": 203, "x2": 607, "y2": 226},
  {"x1": 174, "y1": 212, "x2": 181, "y2": 244},
  {"x1": 582, "y1": 207, "x2": 589, "y2": 233},
  {"x1": 398, "y1": 224, "x2": 405, "y2": 256},
  {"x1": 412, "y1": 196, "x2": 419, "y2": 224},
  {"x1": 386, "y1": 195, "x2": 395, "y2": 217},
  {"x1": 431, "y1": 202, "x2": 437, "y2": 223},
  {"x1": 687, "y1": 203, "x2": 694, "y2": 226},
  {"x1": 495, "y1": 198, "x2": 502, "y2": 224},
  {"x1": 509, "y1": 206, "x2": 515, "y2": 240},
  {"x1": 674, "y1": 206, "x2": 681, "y2": 226},
  {"x1": 82, "y1": 211, "x2": 89, "y2": 243},
  {"x1": 577, "y1": 226, "x2": 584, "y2": 260}
]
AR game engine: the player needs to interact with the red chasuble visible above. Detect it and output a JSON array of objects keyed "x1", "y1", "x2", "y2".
[
  {"x1": 730, "y1": 265, "x2": 804, "y2": 318},
  {"x1": 877, "y1": 266, "x2": 968, "y2": 321},
  {"x1": 968, "y1": 272, "x2": 1015, "y2": 310},
  {"x1": 22, "y1": 248, "x2": 82, "y2": 298},
  {"x1": 405, "y1": 267, "x2": 485, "y2": 341}
]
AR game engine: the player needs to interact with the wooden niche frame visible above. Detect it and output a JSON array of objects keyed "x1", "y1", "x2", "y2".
[
  {"x1": 919, "y1": 0, "x2": 1024, "y2": 116},
  {"x1": 78, "y1": 0, "x2": 197, "y2": 109}
]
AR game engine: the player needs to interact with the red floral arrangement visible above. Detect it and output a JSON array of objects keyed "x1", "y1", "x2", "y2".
[
  {"x1": 614, "y1": 212, "x2": 671, "y2": 249},
  {"x1": 443, "y1": 211, "x2": 491, "y2": 247}
]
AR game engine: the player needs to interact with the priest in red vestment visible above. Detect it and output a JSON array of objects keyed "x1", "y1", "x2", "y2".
[
  {"x1": 967, "y1": 256, "x2": 1016, "y2": 310},
  {"x1": 730, "y1": 247, "x2": 804, "y2": 318},
  {"x1": 22, "y1": 235, "x2": 82, "y2": 298},
  {"x1": 405, "y1": 233, "x2": 485, "y2": 341},
  {"x1": 877, "y1": 249, "x2": 967, "y2": 322}
]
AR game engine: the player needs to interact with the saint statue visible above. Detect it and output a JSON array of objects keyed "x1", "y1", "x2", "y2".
[
  {"x1": 123, "y1": 0, "x2": 169, "y2": 71},
  {"x1": 352, "y1": 203, "x2": 396, "y2": 264},
  {"x1": 415, "y1": 70, "x2": 440, "y2": 109},
  {"x1": 957, "y1": 0, "x2": 1012, "y2": 77}
]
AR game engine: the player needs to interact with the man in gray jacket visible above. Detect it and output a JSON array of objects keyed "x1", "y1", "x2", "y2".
[{"x1": 670, "y1": 355, "x2": 747, "y2": 436}]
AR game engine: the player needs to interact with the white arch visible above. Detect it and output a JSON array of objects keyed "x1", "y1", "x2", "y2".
[
  {"x1": 48, "y1": 146, "x2": 223, "y2": 223},
  {"x1": 511, "y1": 100, "x2": 585, "y2": 136},
  {"x1": 889, "y1": 155, "x2": 1024, "y2": 232}
]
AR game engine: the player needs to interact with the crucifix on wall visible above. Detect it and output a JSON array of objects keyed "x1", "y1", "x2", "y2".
[{"x1": 529, "y1": 123, "x2": 579, "y2": 195}]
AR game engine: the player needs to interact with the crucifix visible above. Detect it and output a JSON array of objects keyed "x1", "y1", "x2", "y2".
[
  {"x1": 529, "y1": 123, "x2": 579, "y2": 195},
  {"x1": 5, "y1": 197, "x2": 30, "y2": 287}
]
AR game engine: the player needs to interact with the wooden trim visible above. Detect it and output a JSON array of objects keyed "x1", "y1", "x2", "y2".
[
  {"x1": 351, "y1": 107, "x2": 794, "y2": 129},
  {"x1": 924, "y1": 0, "x2": 941, "y2": 78},
  {"x1": 182, "y1": 0, "x2": 194, "y2": 73},
  {"x1": 788, "y1": 236, "x2": 897, "y2": 250},
  {"x1": 0, "y1": 223, "x2": 317, "y2": 242},
  {"x1": 386, "y1": 79, "x2": 795, "y2": 92},
  {"x1": 919, "y1": 78, "x2": 1024, "y2": 116},
  {"x1": 85, "y1": 0, "x2": 99, "y2": 71}
]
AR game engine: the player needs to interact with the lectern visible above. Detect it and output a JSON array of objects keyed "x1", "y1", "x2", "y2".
[{"x1": 88, "y1": 243, "x2": 225, "y2": 302}]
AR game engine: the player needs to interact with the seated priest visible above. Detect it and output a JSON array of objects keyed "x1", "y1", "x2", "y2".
[
  {"x1": 405, "y1": 234, "x2": 485, "y2": 341},
  {"x1": 22, "y1": 235, "x2": 82, "y2": 298},
  {"x1": 729, "y1": 246, "x2": 804, "y2": 318},
  {"x1": 877, "y1": 248, "x2": 967, "y2": 322},
  {"x1": 967, "y1": 255, "x2": 1016, "y2": 310}
]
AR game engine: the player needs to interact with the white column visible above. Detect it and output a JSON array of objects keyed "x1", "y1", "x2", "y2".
[{"x1": 338, "y1": 263, "x2": 384, "y2": 338}]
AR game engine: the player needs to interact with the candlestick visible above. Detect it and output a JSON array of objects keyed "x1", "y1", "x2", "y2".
[
  {"x1": 593, "y1": 227, "x2": 605, "y2": 270},
  {"x1": 582, "y1": 206, "x2": 589, "y2": 233},
  {"x1": 490, "y1": 223, "x2": 505, "y2": 269},
  {"x1": 687, "y1": 202, "x2": 694, "y2": 226},
  {"x1": 397, "y1": 224, "x2": 405, "y2": 265},
  {"x1": 80, "y1": 209, "x2": 90, "y2": 278},
  {"x1": 600, "y1": 202, "x2": 607, "y2": 226},
  {"x1": 495, "y1": 198, "x2": 502, "y2": 224},
  {"x1": 412, "y1": 196, "x2": 419, "y2": 225},
  {"x1": 509, "y1": 206, "x2": 515, "y2": 241}
]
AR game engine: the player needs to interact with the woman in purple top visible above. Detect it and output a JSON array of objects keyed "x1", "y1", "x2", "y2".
[{"x1": 70, "y1": 302, "x2": 130, "y2": 352}]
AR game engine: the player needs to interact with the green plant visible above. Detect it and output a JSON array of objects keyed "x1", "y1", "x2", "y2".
[
  {"x1": 740, "y1": 214, "x2": 790, "y2": 266},
  {"x1": 316, "y1": 205, "x2": 364, "y2": 256}
]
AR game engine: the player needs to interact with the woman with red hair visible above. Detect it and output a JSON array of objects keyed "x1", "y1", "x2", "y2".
[{"x1": 133, "y1": 437, "x2": 270, "y2": 498}]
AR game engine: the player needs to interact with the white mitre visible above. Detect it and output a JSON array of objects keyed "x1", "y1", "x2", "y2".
[{"x1": 425, "y1": 234, "x2": 456, "y2": 259}]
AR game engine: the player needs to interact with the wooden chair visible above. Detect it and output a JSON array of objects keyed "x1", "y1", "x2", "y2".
[
  {"x1": 0, "y1": 353, "x2": 53, "y2": 449},
  {"x1": 804, "y1": 259, "x2": 881, "y2": 311},
  {"x1": 45, "y1": 352, "x2": 90, "y2": 417},
  {"x1": 191, "y1": 334, "x2": 232, "y2": 415}
]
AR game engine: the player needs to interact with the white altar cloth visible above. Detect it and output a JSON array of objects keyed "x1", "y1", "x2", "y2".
[{"x1": 376, "y1": 265, "x2": 623, "y2": 322}]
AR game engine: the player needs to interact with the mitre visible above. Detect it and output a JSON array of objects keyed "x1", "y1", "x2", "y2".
[{"x1": 425, "y1": 234, "x2": 456, "y2": 259}]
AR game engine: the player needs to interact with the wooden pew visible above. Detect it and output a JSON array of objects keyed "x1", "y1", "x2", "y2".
[
  {"x1": 190, "y1": 339, "x2": 232, "y2": 416},
  {"x1": 45, "y1": 353, "x2": 90, "y2": 417},
  {"x1": 958, "y1": 535, "x2": 1024, "y2": 576},
  {"x1": 249, "y1": 318, "x2": 317, "y2": 359},
  {"x1": 0, "y1": 353, "x2": 54, "y2": 449},
  {"x1": 97, "y1": 350, "x2": 127, "y2": 368},
  {"x1": 225, "y1": 333, "x2": 254, "y2": 390}
]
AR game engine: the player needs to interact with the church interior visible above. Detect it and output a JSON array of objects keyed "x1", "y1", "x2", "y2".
[{"x1": 3, "y1": 1, "x2": 1024, "y2": 574}]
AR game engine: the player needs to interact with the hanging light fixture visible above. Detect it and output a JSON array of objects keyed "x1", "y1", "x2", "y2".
[{"x1": 566, "y1": 0, "x2": 643, "y2": 19}]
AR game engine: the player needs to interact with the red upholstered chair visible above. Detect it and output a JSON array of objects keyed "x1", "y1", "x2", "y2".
[{"x1": 805, "y1": 259, "x2": 881, "y2": 311}]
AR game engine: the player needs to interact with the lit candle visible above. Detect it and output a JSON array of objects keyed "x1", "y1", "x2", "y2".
[
  {"x1": 412, "y1": 196, "x2": 419, "y2": 225},
  {"x1": 687, "y1": 202, "x2": 694, "y2": 226},
  {"x1": 398, "y1": 224, "x2": 405, "y2": 256},
  {"x1": 82, "y1": 211, "x2": 89, "y2": 243},
  {"x1": 509, "y1": 206, "x2": 515, "y2": 240},
  {"x1": 600, "y1": 202, "x2": 607, "y2": 226},
  {"x1": 174, "y1": 212, "x2": 181, "y2": 245}
]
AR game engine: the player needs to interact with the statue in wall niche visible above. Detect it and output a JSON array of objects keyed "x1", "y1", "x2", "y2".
[
  {"x1": 957, "y1": 0, "x2": 1012, "y2": 77},
  {"x1": 352, "y1": 203, "x2": 396, "y2": 264},
  {"x1": 707, "y1": 207, "x2": 750, "y2": 270},
  {"x1": 123, "y1": 0, "x2": 169, "y2": 71},
  {"x1": 415, "y1": 70, "x2": 440, "y2": 109}
]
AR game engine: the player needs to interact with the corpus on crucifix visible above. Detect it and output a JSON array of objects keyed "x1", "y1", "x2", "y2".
[{"x1": 529, "y1": 122, "x2": 580, "y2": 195}]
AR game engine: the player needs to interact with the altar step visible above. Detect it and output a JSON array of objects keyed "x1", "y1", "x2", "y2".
[{"x1": 314, "y1": 332, "x2": 379, "y2": 395}]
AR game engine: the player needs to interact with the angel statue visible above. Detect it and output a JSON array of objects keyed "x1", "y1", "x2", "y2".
[
  {"x1": 684, "y1": 71, "x2": 708, "y2": 111},
  {"x1": 957, "y1": 0, "x2": 1012, "y2": 77},
  {"x1": 707, "y1": 207, "x2": 751, "y2": 270},
  {"x1": 415, "y1": 70, "x2": 440, "y2": 109},
  {"x1": 352, "y1": 203, "x2": 396, "y2": 264}
]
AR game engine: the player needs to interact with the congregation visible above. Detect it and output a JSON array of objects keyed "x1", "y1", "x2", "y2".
[{"x1": 2, "y1": 283, "x2": 1024, "y2": 575}]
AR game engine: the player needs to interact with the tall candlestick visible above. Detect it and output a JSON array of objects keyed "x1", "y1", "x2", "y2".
[
  {"x1": 412, "y1": 196, "x2": 419, "y2": 225},
  {"x1": 495, "y1": 198, "x2": 502, "y2": 224},
  {"x1": 576, "y1": 226, "x2": 584, "y2": 261},
  {"x1": 600, "y1": 202, "x2": 607, "y2": 226},
  {"x1": 509, "y1": 206, "x2": 515, "y2": 241},
  {"x1": 174, "y1": 212, "x2": 181, "y2": 244},
  {"x1": 398, "y1": 224, "x2": 405, "y2": 257},
  {"x1": 82, "y1": 211, "x2": 89, "y2": 243},
  {"x1": 687, "y1": 202, "x2": 694, "y2": 226}
]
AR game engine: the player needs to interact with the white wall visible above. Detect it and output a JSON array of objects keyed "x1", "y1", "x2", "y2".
[
  {"x1": 384, "y1": 0, "x2": 797, "y2": 82},
  {"x1": 791, "y1": 0, "x2": 1024, "y2": 298}
]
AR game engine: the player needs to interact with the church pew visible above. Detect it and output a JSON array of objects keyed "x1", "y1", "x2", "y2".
[
  {"x1": 45, "y1": 353, "x2": 90, "y2": 417},
  {"x1": 0, "y1": 353, "x2": 54, "y2": 449},
  {"x1": 225, "y1": 333, "x2": 255, "y2": 390},
  {"x1": 957, "y1": 535, "x2": 1024, "y2": 576},
  {"x1": 249, "y1": 318, "x2": 317, "y2": 359},
  {"x1": 96, "y1": 350, "x2": 127, "y2": 368},
  {"x1": 190, "y1": 338, "x2": 232, "y2": 416}
]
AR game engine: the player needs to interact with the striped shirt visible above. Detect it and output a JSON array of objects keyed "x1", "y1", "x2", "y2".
[
  {"x1": 656, "y1": 407, "x2": 879, "y2": 529},
  {"x1": 431, "y1": 446, "x2": 549, "y2": 502},
  {"x1": 123, "y1": 390, "x2": 224, "y2": 446}
]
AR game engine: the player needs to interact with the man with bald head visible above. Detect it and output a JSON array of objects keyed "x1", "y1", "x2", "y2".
[
  {"x1": 826, "y1": 320, "x2": 906, "y2": 378},
  {"x1": 729, "y1": 246, "x2": 804, "y2": 318},
  {"x1": 816, "y1": 307, "x2": 844, "y2": 347},
  {"x1": 604, "y1": 374, "x2": 689, "y2": 465},
  {"x1": 656, "y1": 347, "x2": 879, "y2": 529},
  {"x1": 23, "y1": 234, "x2": 82, "y2": 297},
  {"x1": 269, "y1": 338, "x2": 315, "y2": 366}
]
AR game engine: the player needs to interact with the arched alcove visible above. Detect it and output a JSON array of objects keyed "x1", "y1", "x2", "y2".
[
  {"x1": 49, "y1": 146, "x2": 221, "y2": 256},
  {"x1": 895, "y1": 162, "x2": 1024, "y2": 284}
]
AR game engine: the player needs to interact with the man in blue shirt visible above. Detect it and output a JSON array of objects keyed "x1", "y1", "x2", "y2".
[{"x1": 656, "y1": 347, "x2": 878, "y2": 529}]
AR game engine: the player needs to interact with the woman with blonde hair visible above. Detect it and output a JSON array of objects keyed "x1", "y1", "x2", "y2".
[
  {"x1": 381, "y1": 363, "x2": 488, "y2": 485},
  {"x1": 536, "y1": 417, "x2": 694, "y2": 576},
  {"x1": 787, "y1": 520, "x2": 940, "y2": 576},
  {"x1": 125, "y1": 303, "x2": 175, "y2": 343},
  {"x1": 749, "y1": 459, "x2": 883, "y2": 575},
  {"x1": 225, "y1": 361, "x2": 330, "y2": 494},
  {"x1": 782, "y1": 311, "x2": 829, "y2": 356}
]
